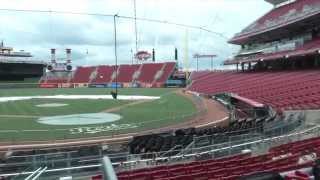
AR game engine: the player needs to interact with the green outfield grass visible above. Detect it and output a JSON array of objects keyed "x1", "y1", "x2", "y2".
[{"x1": 0, "y1": 88, "x2": 197, "y2": 142}]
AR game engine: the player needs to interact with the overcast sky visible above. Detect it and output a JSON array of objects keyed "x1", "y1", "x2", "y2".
[{"x1": 0, "y1": 0, "x2": 272, "y2": 70}]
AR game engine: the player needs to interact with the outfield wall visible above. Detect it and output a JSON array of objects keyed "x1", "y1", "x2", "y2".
[
  {"x1": 0, "y1": 82, "x2": 181, "y2": 89},
  {"x1": 0, "y1": 83, "x2": 39, "y2": 89},
  {"x1": 39, "y1": 81, "x2": 182, "y2": 89}
]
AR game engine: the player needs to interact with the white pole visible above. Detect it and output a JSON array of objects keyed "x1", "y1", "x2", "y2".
[
  {"x1": 24, "y1": 167, "x2": 42, "y2": 180},
  {"x1": 30, "y1": 167, "x2": 47, "y2": 180}
]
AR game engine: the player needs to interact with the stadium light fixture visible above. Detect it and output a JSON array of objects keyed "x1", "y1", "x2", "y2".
[
  {"x1": 193, "y1": 54, "x2": 217, "y2": 71},
  {"x1": 193, "y1": 54, "x2": 200, "y2": 71}
]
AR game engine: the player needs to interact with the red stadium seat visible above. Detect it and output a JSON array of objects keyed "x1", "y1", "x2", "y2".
[
  {"x1": 188, "y1": 70, "x2": 320, "y2": 111},
  {"x1": 119, "y1": 131, "x2": 320, "y2": 180},
  {"x1": 49, "y1": 62, "x2": 176, "y2": 87}
]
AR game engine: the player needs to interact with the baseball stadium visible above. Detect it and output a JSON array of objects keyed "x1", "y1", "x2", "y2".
[{"x1": 1, "y1": 0, "x2": 320, "y2": 180}]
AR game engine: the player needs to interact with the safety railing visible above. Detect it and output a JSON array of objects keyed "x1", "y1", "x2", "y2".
[{"x1": 1, "y1": 122, "x2": 318, "y2": 179}]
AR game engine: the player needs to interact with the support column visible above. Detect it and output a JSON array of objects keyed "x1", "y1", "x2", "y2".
[
  {"x1": 291, "y1": 59, "x2": 296, "y2": 69},
  {"x1": 315, "y1": 55, "x2": 320, "y2": 67},
  {"x1": 301, "y1": 58, "x2": 307, "y2": 68},
  {"x1": 241, "y1": 63, "x2": 244, "y2": 72}
]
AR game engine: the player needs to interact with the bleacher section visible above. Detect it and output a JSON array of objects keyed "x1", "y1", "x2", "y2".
[
  {"x1": 137, "y1": 63, "x2": 164, "y2": 84},
  {"x1": 71, "y1": 66, "x2": 96, "y2": 83},
  {"x1": 91, "y1": 65, "x2": 114, "y2": 84},
  {"x1": 117, "y1": 64, "x2": 140, "y2": 83},
  {"x1": 118, "y1": 135, "x2": 320, "y2": 180},
  {"x1": 155, "y1": 62, "x2": 176, "y2": 84},
  {"x1": 188, "y1": 70, "x2": 320, "y2": 111},
  {"x1": 189, "y1": 71, "x2": 211, "y2": 81},
  {"x1": 40, "y1": 62, "x2": 176, "y2": 88}
]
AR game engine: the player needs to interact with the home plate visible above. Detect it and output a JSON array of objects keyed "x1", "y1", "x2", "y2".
[
  {"x1": 0, "y1": 95, "x2": 160, "y2": 102},
  {"x1": 36, "y1": 103, "x2": 69, "y2": 107}
]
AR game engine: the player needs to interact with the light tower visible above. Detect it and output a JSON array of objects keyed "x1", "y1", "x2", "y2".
[{"x1": 193, "y1": 54, "x2": 217, "y2": 71}]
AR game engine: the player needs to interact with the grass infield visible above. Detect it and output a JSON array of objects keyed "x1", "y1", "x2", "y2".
[{"x1": 0, "y1": 88, "x2": 197, "y2": 142}]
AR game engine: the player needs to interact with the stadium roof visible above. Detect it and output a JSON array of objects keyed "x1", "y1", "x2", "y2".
[
  {"x1": 229, "y1": 0, "x2": 320, "y2": 45},
  {"x1": 265, "y1": 0, "x2": 292, "y2": 6}
]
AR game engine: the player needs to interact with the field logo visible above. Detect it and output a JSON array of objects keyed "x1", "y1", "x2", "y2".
[{"x1": 69, "y1": 123, "x2": 138, "y2": 134}]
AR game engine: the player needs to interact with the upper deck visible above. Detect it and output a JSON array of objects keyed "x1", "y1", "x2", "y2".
[{"x1": 229, "y1": 0, "x2": 320, "y2": 45}]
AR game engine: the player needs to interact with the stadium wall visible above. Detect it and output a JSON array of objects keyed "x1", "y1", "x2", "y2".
[{"x1": 0, "y1": 62, "x2": 44, "y2": 81}]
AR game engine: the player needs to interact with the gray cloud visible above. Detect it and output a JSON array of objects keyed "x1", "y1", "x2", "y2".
[{"x1": 0, "y1": 0, "x2": 272, "y2": 70}]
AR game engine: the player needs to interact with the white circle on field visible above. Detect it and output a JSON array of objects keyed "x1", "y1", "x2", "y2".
[
  {"x1": 36, "y1": 103, "x2": 69, "y2": 107},
  {"x1": 37, "y1": 113, "x2": 121, "y2": 125}
]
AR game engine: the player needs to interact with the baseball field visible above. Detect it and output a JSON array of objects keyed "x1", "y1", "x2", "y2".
[{"x1": 0, "y1": 88, "x2": 198, "y2": 142}]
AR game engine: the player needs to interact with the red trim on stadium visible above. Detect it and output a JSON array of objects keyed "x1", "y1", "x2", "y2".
[
  {"x1": 225, "y1": 37, "x2": 320, "y2": 65},
  {"x1": 231, "y1": 94, "x2": 265, "y2": 108}
]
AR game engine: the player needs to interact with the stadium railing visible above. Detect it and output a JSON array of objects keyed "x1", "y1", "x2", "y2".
[
  {"x1": 113, "y1": 122, "x2": 318, "y2": 170},
  {"x1": 0, "y1": 102, "x2": 304, "y2": 178},
  {"x1": 1, "y1": 119, "x2": 318, "y2": 179},
  {"x1": 0, "y1": 113, "x2": 307, "y2": 178}
]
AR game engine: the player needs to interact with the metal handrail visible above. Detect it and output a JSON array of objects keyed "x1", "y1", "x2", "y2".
[
  {"x1": 1, "y1": 123, "x2": 318, "y2": 178},
  {"x1": 158, "y1": 145, "x2": 183, "y2": 158}
]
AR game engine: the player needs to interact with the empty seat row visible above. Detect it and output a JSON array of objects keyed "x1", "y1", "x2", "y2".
[
  {"x1": 41, "y1": 62, "x2": 176, "y2": 86},
  {"x1": 129, "y1": 119, "x2": 264, "y2": 155},
  {"x1": 119, "y1": 135, "x2": 320, "y2": 180},
  {"x1": 188, "y1": 70, "x2": 320, "y2": 111}
]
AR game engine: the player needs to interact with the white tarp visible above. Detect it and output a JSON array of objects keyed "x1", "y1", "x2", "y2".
[{"x1": 0, "y1": 95, "x2": 160, "y2": 102}]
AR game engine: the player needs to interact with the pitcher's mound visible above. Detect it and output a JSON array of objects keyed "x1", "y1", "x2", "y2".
[{"x1": 37, "y1": 113, "x2": 121, "y2": 125}]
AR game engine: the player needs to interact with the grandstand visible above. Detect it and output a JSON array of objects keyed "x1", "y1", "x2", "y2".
[
  {"x1": 225, "y1": 0, "x2": 320, "y2": 70},
  {"x1": 40, "y1": 62, "x2": 179, "y2": 88},
  {"x1": 177, "y1": 0, "x2": 320, "y2": 179},
  {"x1": 112, "y1": 0, "x2": 320, "y2": 179},
  {"x1": 3, "y1": 0, "x2": 320, "y2": 179},
  {"x1": 189, "y1": 0, "x2": 320, "y2": 113},
  {"x1": 188, "y1": 70, "x2": 320, "y2": 112}
]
